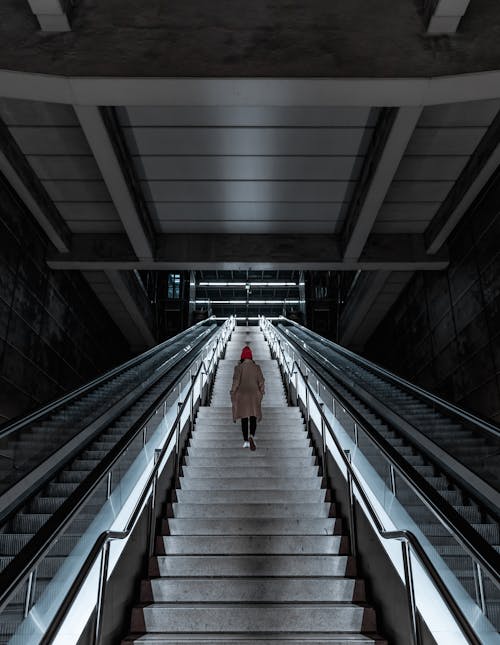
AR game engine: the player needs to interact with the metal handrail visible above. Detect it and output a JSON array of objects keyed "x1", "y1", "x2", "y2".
[
  {"x1": 0, "y1": 317, "x2": 215, "y2": 440},
  {"x1": 0, "y1": 318, "x2": 234, "y2": 625},
  {"x1": 273, "y1": 321, "x2": 500, "y2": 584},
  {"x1": 280, "y1": 316, "x2": 500, "y2": 440},
  {"x1": 262, "y1": 317, "x2": 494, "y2": 645},
  {"x1": 278, "y1": 320, "x2": 500, "y2": 523},
  {"x1": 39, "y1": 316, "x2": 234, "y2": 645},
  {"x1": 0, "y1": 324, "x2": 216, "y2": 530}
]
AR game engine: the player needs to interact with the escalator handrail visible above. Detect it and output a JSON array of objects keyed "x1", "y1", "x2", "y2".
[
  {"x1": 0, "y1": 318, "x2": 233, "y2": 616},
  {"x1": 38, "y1": 319, "x2": 235, "y2": 645},
  {"x1": 0, "y1": 325, "x2": 216, "y2": 528},
  {"x1": 0, "y1": 317, "x2": 216, "y2": 440},
  {"x1": 268, "y1": 321, "x2": 500, "y2": 588},
  {"x1": 280, "y1": 317, "x2": 500, "y2": 441},
  {"x1": 279, "y1": 321, "x2": 500, "y2": 522},
  {"x1": 263, "y1": 320, "x2": 483, "y2": 645}
]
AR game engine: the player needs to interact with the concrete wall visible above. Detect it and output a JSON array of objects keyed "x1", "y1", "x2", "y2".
[
  {"x1": 365, "y1": 170, "x2": 500, "y2": 424},
  {"x1": 0, "y1": 178, "x2": 130, "y2": 424}
]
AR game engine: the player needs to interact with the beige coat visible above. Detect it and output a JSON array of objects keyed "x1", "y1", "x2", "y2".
[{"x1": 230, "y1": 359, "x2": 265, "y2": 421}]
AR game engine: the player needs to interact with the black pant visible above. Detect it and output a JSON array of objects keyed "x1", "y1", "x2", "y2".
[{"x1": 241, "y1": 416, "x2": 257, "y2": 441}]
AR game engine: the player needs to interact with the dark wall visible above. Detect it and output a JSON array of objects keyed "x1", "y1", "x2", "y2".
[
  {"x1": 0, "y1": 177, "x2": 129, "y2": 424},
  {"x1": 365, "y1": 171, "x2": 500, "y2": 425}
]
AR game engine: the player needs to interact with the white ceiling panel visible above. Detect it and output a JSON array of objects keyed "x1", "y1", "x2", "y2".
[
  {"x1": 395, "y1": 156, "x2": 468, "y2": 181},
  {"x1": 385, "y1": 181, "x2": 454, "y2": 202},
  {"x1": 405, "y1": 128, "x2": 487, "y2": 155},
  {"x1": 117, "y1": 106, "x2": 377, "y2": 128},
  {"x1": 377, "y1": 203, "x2": 440, "y2": 222},
  {"x1": 26, "y1": 155, "x2": 103, "y2": 180},
  {"x1": 0, "y1": 99, "x2": 78, "y2": 126},
  {"x1": 9, "y1": 127, "x2": 92, "y2": 155},
  {"x1": 371, "y1": 221, "x2": 428, "y2": 234},
  {"x1": 142, "y1": 180, "x2": 353, "y2": 203},
  {"x1": 418, "y1": 100, "x2": 500, "y2": 127},
  {"x1": 134, "y1": 156, "x2": 363, "y2": 182},
  {"x1": 149, "y1": 202, "x2": 343, "y2": 222},
  {"x1": 123, "y1": 128, "x2": 369, "y2": 156},
  {"x1": 41, "y1": 180, "x2": 111, "y2": 202},
  {"x1": 56, "y1": 202, "x2": 121, "y2": 222},
  {"x1": 67, "y1": 221, "x2": 125, "y2": 233},
  {"x1": 157, "y1": 220, "x2": 338, "y2": 234}
]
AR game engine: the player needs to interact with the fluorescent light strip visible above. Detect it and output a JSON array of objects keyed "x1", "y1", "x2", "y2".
[
  {"x1": 214, "y1": 316, "x2": 281, "y2": 320},
  {"x1": 196, "y1": 300, "x2": 301, "y2": 305},
  {"x1": 198, "y1": 282, "x2": 297, "y2": 287}
]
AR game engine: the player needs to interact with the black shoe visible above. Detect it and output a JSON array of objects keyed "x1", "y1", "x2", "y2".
[{"x1": 249, "y1": 436, "x2": 256, "y2": 451}]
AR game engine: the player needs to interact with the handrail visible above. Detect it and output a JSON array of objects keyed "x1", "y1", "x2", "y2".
[
  {"x1": 0, "y1": 317, "x2": 233, "y2": 622},
  {"x1": 278, "y1": 321, "x2": 500, "y2": 523},
  {"x1": 0, "y1": 317, "x2": 215, "y2": 440},
  {"x1": 280, "y1": 316, "x2": 500, "y2": 441},
  {"x1": 263, "y1": 317, "x2": 496, "y2": 645},
  {"x1": 268, "y1": 321, "x2": 500, "y2": 586},
  {"x1": 38, "y1": 316, "x2": 234, "y2": 645},
  {"x1": 0, "y1": 328, "x2": 213, "y2": 588},
  {"x1": 0, "y1": 324, "x2": 216, "y2": 530}
]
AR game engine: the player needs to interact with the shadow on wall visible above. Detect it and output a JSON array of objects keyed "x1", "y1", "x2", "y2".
[
  {"x1": 365, "y1": 171, "x2": 500, "y2": 425},
  {"x1": 0, "y1": 181, "x2": 130, "y2": 425}
]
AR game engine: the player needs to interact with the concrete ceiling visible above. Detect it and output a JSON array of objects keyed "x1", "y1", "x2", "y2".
[
  {"x1": 0, "y1": 0, "x2": 499, "y2": 76},
  {"x1": 1, "y1": 84, "x2": 499, "y2": 349},
  {"x1": 1, "y1": 0, "x2": 500, "y2": 349}
]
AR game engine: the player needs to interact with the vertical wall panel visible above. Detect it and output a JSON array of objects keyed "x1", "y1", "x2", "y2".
[
  {"x1": 365, "y1": 171, "x2": 500, "y2": 424},
  {"x1": 0, "y1": 177, "x2": 130, "y2": 424}
]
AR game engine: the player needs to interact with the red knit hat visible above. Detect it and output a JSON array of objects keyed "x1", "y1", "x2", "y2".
[{"x1": 241, "y1": 346, "x2": 253, "y2": 360}]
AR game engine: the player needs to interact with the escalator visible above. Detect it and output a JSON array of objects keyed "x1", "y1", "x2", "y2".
[
  {"x1": 275, "y1": 318, "x2": 500, "y2": 632},
  {"x1": 0, "y1": 316, "x2": 498, "y2": 644},
  {"x1": 0, "y1": 319, "x2": 222, "y2": 644}
]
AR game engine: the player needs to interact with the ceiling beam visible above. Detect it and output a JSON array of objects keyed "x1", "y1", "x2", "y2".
[
  {"x1": 46, "y1": 233, "x2": 448, "y2": 272},
  {"x1": 2, "y1": 72, "x2": 500, "y2": 107},
  {"x1": 340, "y1": 271, "x2": 414, "y2": 350},
  {"x1": 341, "y1": 106, "x2": 422, "y2": 261},
  {"x1": 105, "y1": 270, "x2": 156, "y2": 347},
  {"x1": 426, "y1": 0, "x2": 470, "y2": 34},
  {"x1": 425, "y1": 108, "x2": 500, "y2": 254},
  {"x1": 0, "y1": 116, "x2": 71, "y2": 252},
  {"x1": 26, "y1": 0, "x2": 71, "y2": 32},
  {"x1": 74, "y1": 105, "x2": 155, "y2": 260},
  {"x1": 340, "y1": 270, "x2": 391, "y2": 347}
]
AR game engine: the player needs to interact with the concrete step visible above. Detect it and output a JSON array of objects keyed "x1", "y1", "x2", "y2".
[
  {"x1": 144, "y1": 577, "x2": 362, "y2": 602},
  {"x1": 181, "y1": 466, "x2": 319, "y2": 478},
  {"x1": 133, "y1": 604, "x2": 376, "y2": 634},
  {"x1": 184, "y1": 457, "x2": 317, "y2": 467},
  {"x1": 189, "y1": 439, "x2": 309, "y2": 449},
  {"x1": 194, "y1": 424, "x2": 305, "y2": 430},
  {"x1": 170, "y1": 502, "x2": 331, "y2": 519},
  {"x1": 197, "y1": 409, "x2": 301, "y2": 415},
  {"x1": 179, "y1": 477, "x2": 322, "y2": 491},
  {"x1": 197, "y1": 422, "x2": 295, "y2": 430},
  {"x1": 197, "y1": 407, "x2": 300, "y2": 414},
  {"x1": 158, "y1": 535, "x2": 344, "y2": 555},
  {"x1": 151, "y1": 555, "x2": 349, "y2": 577},
  {"x1": 123, "y1": 636, "x2": 386, "y2": 644},
  {"x1": 166, "y1": 518, "x2": 338, "y2": 535},
  {"x1": 174, "y1": 490, "x2": 326, "y2": 504},
  {"x1": 192, "y1": 431, "x2": 306, "y2": 439},
  {"x1": 186, "y1": 448, "x2": 313, "y2": 457}
]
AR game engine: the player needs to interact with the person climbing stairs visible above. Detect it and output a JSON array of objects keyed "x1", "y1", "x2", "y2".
[{"x1": 123, "y1": 326, "x2": 386, "y2": 643}]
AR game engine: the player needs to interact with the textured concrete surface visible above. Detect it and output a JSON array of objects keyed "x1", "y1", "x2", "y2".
[
  {"x1": 365, "y1": 170, "x2": 500, "y2": 424},
  {"x1": 0, "y1": 176, "x2": 129, "y2": 424},
  {"x1": 1, "y1": 0, "x2": 500, "y2": 77}
]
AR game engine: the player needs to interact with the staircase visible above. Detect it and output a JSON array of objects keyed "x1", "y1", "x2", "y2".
[{"x1": 124, "y1": 326, "x2": 386, "y2": 644}]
